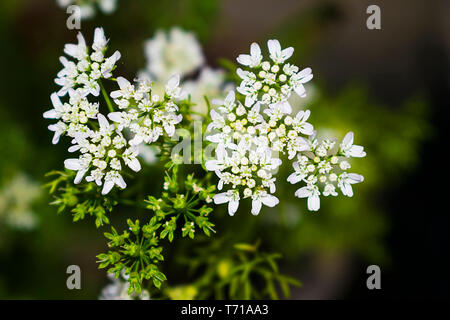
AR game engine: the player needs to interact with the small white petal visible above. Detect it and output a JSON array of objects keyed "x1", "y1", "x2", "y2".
[
  {"x1": 64, "y1": 159, "x2": 80, "y2": 170},
  {"x1": 308, "y1": 195, "x2": 320, "y2": 211},
  {"x1": 236, "y1": 54, "x2": 252, "y2": 66},
  {"x1": 43, "y1": 109, "x2": 58, "y2": 119},
  {"x1": 228, "y1": 199, "x2": 239, "y2": 216},
  {"x1": 261, "y1": 195, "x2": 279, "y2": 207},
  {"x1": 295, "y1": 186, "x2": 310, "y2": 198},
  {"x1": 102, "y1": 181, "x2": 114, "y2": 195},
  {"x1": 251, "y1": 199, "x2": 262, "y2": 216},
  {"x1": 74, "y1": 169, "x2": 87, "y2": 184},
  {"x1": 128, "y1": 158, "x2": 141, "y2": 172},
  {"x1": 97, "y1": 113, "x2": 109, "y2": 129},
  {"x1": 116, "y1": 175, "x2": 127, "y2": 189},
  {"x1": 287, "y1": 172, "x2": 302, "y2": 184}
]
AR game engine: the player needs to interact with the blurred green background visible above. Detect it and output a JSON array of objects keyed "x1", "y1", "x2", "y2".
[{"x1": 0, "y1": 0, "x2": 447, "y2": 299}]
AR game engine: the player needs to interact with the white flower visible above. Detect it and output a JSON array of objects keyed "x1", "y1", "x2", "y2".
[
  {"x1": 47, "y1": 121, "x2": 67, "y2": 144},
  {"x1": 292, "y1": 110, "x2": 314, "y2": 135},
  {"x1": 237, "y1": 42, "x2": 262, "y2": 68},
  {"x1": 110, "y1": 77, "x2": 134, "y2": 100},
  {"x1": 340, "y1": 132, "x2": 366, "y2": 158},
  {"x1": 337, "y1": 173, "x2": 364, "y2": 197},
  {"x1": 287, "y1": 133, "x2": 366, "y2": 211},
  {"x1": 212, "y1": 90, "x2": 237, "y2": 114},
  {"x1": 165, "y1": 74, "x2": 183, "y2": 100},
  {"x1": 108, "y1": 75, "x2": 183, "y2": 146},
  {"x1": 0, "y1": 173, "x2": 41, "y2": 231},
  {"x1": 64, "y1": 155, "x2": 91, "y2": 184},
  {"x1": 122, "y1": 148, "x2": 142, "y2": 172},
  {"x1": 251, "y1": 190, "x2": 279, "y2": 215},
  {"x1": 144, "y1": 27, "x2": 204, "y2": 81},
  {"x1": 287, "y1": 162, "x2": 308, "y2": 184},
  {"x1": 290, "y1": 67, "x2": 313, "y2": 98},
  {"x1": 323, "y1": 183, "x2": 338, "y2": 197},
  {"x1": 102, "y1": 170, "x2": 126, "y2": 195},
  {"x1": 235, "y1": 39, "x2": 313, "y2": 105},
  {"x1": 55, "y1": 28, "x2": 121, "y2": 97},
  {"x1": 267, "y1": 39, "x2": 294, "y2": 64},
  {"x1": 101, "y1": 51, "x2": 121, "y2": 78},
  {"x1": 295, "y1": 184, "x2": 321, "y2": 211},
  {"x1": 93, "y1": 27, "x2": 108, "y2": 52},
  {"x1": 213, "y1": 190, "x2": 240, "y2": 216},
  {"x1": 64, "y1": 32, "x2": 87, "y2": 61},
  {"x1": 99, "y1": 0, "x2": 118, "y2": 14}
]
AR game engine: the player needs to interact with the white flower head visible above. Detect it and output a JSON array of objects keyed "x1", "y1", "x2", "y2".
[
  {"x1": 287, "y1": 132, "x2": 366, "y2": 211},
  {"x1": 235, "y1": 39, "x2": 313, "y2": 106},
  {"x1": 144, "y1": 27, "x2": 204, "y2": 81}
]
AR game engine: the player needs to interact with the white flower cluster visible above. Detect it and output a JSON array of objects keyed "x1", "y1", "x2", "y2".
[
  {"x1": 206, "y1": 88, "x2": 315, "y2": 216},
  {"x1": 206, "y1": 39, "x2": 366, "y2": 215},
  {"x1": 44, "y1": 27, "x2": 119, "y2": 144},
  {"x1": 236, "y1": 40, "x2": 313, "y2": 107},
  {"x1": 44, "y1": 28, "x2": 184, "y2": 195},
  {"x1": 63, "y1": 113, "x2": 140, "y2": 195},
  {"x1": 107, "y1": 75, "x2": 183, "y2": 145},
  {"x1": 288, "y1": 132, "x2": 366, "y2": 211},
  {"x1": 57, "y1": 0, "x2": 117, "y2": 19},
  {"x1": 0, "y1": 173, "x2": 41, "y2": 230},
  {"x1": 144, "y1": 27, "x2": 205, "y2": 82},
  {"x1": 54, "y1": 27, "x2": 120, "y2": 98}
]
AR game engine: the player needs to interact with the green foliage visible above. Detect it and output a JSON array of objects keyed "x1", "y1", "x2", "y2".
[
  {"x1": 97, "y1": 219, "x2": 166, "y2": 294},
  {"x1": 96, "y1": 163, "x2": 216, "y2": 294},
  {"x1": 44, "y1": 170, "x2": 117, "y2": 228},
  {"x1": 174, "y1": 239, "x2": 301, "y2": 300}
]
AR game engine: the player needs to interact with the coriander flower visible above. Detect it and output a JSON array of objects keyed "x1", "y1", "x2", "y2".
[
  {"x1": 236, "y1": 39, "x2": 313, "y2": 106},
  {"x1": 294, "y1": 184, "x2": 321, "y2": 211},
  {"x1": 288, "y1": 132, "x2": 366, "y2": 211},
  {"x1": 44, "y1": 90, "x2": 99, "y2": 144},
  {"x1": 339, "y1": 131, "x2": 367, "y2": 158},
  {"x1": 55, "y1": 27, "x2": 120, "y2": 97},
  {"x1": 337, "y1": 172, "x2": 364, "y2": 197},
  {"x1": 144, "y1": 27, "x2": 204, "y2": 82},
  {"x1": 251, "y1": 190, "x2": 279, "y2": 215},
  {"x1": 237, "y1": 42, "x2": 263, "y2": 68},
  {"x1": 108, "y1": 75, "x2": 183, "y2": 146},
  {"x1": 213, "y1": 189, "x2": 240, "y2": 216},
  {"x1": 63, "y1": 114, "x2": 141, "y2": 195}
]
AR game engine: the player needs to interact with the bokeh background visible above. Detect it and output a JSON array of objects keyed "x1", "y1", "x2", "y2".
[{"x1": 0, "y1": 0, "x2": 448, "y2": 299}]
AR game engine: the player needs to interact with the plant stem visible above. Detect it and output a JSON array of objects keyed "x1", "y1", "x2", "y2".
[{"x1": 99, "y1": 79, "x2": 114, "y2": 113}]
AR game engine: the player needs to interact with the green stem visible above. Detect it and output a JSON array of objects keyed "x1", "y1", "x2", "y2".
[{"x1": 99, "y1": 79, "x2": 114, "y2": 113}]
